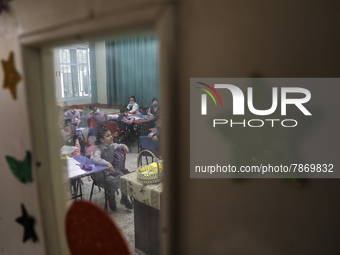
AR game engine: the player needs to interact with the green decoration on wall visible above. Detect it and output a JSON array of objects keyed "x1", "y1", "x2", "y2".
[{"x1": 5, "y1": 151, "x2": 33, "y2": 183}]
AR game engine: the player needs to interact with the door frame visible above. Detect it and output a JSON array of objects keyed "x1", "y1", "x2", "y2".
[{"x1": 20, "y1": 3, "x2": 178, "y2": 254}]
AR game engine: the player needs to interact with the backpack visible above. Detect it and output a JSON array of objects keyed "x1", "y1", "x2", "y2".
[
  {"x1": 113, "y1": 149, "x2": 129, "y2": 174},
  {"x1": 74, "y1": 136, "x2": 92, "y2": 156}
]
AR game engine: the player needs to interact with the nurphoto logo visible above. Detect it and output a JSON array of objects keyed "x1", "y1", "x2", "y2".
[{"x1": 196, "y1": 82, "x2": 312, "y2": 128}]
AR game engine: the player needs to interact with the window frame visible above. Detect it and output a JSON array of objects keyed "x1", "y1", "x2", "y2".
[{"x1": 55, "y1": 45, "x2": 92, "y2": 104}]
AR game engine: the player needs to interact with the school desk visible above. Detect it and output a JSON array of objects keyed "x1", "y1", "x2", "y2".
[
  {"x1": 107, "y1": 114, "x2": 155, "y2": 145},
  {"x1": 66, "y1": 155, "x2": 107, "y2": 201},
  {"x1": 107, "y1": 113, "x2": 146, "y2": 121}
]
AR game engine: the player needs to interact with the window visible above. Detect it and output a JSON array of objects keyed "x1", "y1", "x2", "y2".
[{"x1": 55, "y1": 45, "x2": 91, "y2": 102}]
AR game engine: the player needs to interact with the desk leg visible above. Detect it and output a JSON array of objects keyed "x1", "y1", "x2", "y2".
[
  {"x1": 69, "y1": 178, "x2": 83, "y2": 200},
  {"x1": 132, "y1": 123, "x2": 141, "y2": 153},
  {"x1": 103, "y1": 171, "x2": 108, "y2": 212},
  {"x1": 134, "y1": 200, "x2": 160, "y2": 255},
  {"x1": 104, "y1": 190, "x2": 109, "y2": 212},
  {"x1": 77, "y1": 178, "x2": 83, "y2": 200}
]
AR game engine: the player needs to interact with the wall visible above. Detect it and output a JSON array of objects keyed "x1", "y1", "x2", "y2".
[
  {"x1": 175, "y1": 1, "x2": 340, "y2": 254},
  {"x1": 0, "y1": 5, "x2": 46, "y2": 255},
  {"x1": 95, "y1": 41, "x2": 108, "y2": 104}
]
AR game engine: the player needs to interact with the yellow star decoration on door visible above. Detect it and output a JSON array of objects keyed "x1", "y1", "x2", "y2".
[{"x1": 2, "y1": 52, "x2": 21, "y2": 100}]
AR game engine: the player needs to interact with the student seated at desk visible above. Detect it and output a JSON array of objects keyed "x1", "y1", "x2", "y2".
[
  {"x1": 86, "y1": 104, "x2": 108, "y2": 128},
  {"x1": 127, "y1": 96, "x2": 141, "y2": 114},
  {"x1": 61, "y1": 125, "x2": 84, "y2": 197},
  {"x1": 62, "y1": 125, "x2": 81, "y2": 156},
  {"x1": 148, "y1": 98, "x2": 161, "y2": 121},
  {"x1": 117, "y1": 107, "x2": 137, "y2": 143},
  {"x1": 148, "y1": 118, "x2": 161, "y2": 142},
  {"x1": 148, "y1": 118, "x2": 162, "y2": 155},
  {"x1": 62, "y1": 125, "x2": 90, "y2": 156},
  {"x1": 64, "y1": 106, "x2": 81, "y2": 127},
  {"x1": 92, "y1": 128, "x2": 134, "y2": 211}
]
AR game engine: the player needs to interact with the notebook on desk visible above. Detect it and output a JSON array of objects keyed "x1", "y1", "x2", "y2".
[
  {"x1": 67, "y1": 157, "x2": 87, "y2": 179},
  {"x1": 61, "y1": 145, "x2": 77, "y2": 155}
]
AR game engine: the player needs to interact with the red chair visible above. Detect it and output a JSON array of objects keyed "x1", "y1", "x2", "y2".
[
  {"x1": 86, "y1": 119, "x2": 98, "y2": 140},
  {"x1": 105, "y1": 120, "x2": 119, "y2": 140},
  {"x1": 105, "y1": 121, "x2": 129, "y2": 146}
]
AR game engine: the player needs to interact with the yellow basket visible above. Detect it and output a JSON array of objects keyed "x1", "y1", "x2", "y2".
[{"x1": 137, "y1": 150, "x2": 162, "y2": 185}]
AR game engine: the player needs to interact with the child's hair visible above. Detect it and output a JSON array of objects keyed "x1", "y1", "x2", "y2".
[
  {"x1": 120, "y1": 107, "x2": 129, "y2": 114},
  {"x1": 95, "y1": 128, "x2": 109, "y2": 145},
  {"x1": 129, "y1": 96, "x2": 136, "y2": 102},
  {"x1": 89, "y1": 104, "x2": 97, "y2": 110},
  {"x1": 65, "y1": 124, "x2": 76, "y2": 137},
  {"x1": 152, "y1": 98, "x2": 158, "y2": 103}
]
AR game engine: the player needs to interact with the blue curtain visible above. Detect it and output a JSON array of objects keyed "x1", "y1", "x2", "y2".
[{"x1": 106, "y1": 36, "x2": 159, "y2": 108}]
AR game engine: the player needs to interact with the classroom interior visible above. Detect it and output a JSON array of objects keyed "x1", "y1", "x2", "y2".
[{"x1": 56, "y1": 36, "x2": 161, "y2": 255}]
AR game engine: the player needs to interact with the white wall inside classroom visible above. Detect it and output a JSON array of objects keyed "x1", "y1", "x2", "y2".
[
  {"x1": 0, "y1": 0, "x2": 340, "y2": 255},
  {"x1": 95, "y1": 41, "x2": 108, "y2": 105}
]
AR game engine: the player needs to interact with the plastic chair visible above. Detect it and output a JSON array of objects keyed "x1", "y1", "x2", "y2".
[
  {"x1": 89, "y1": 149, "x2": 130, "y2": 210},
  {"x1": 76, "y1": 127, "x2": 86, "y2": 140},
  {"x1": 139, "y1": 110, "x2": 155, "y2": 137},
  {"x1": 105, "y1": 121, "x2": 119, "y2": 140},
  {"x1": 138, "y1": 136, "x2": 159, "y2": 166},
  {"x1": 105, "y1": 121, "x2": 129, "y2": 146},
  {"x1": 89, "y1": 173, "x2": 110, "y2": 212},
  {"x1": 86, "y1": 119, "x2": 98, "y2": 140}
]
